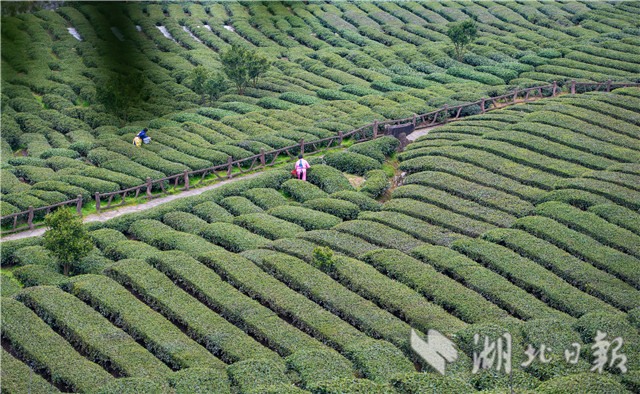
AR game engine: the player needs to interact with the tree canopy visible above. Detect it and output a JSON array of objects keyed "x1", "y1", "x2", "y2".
[
  {"x1": 446, "y1": 20, "x2": 478, "y2": 62},
  {"x1": 43, "y1": 208, "x2": 93, "y2": 276},
  {"x1": 220, "y1": 44, "x2": 270, "y2": 95}
]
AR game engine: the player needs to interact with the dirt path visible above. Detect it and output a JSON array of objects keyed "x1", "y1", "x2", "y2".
[{"x1": 1, "y1": 171, "x2": 264, "y2": 242}]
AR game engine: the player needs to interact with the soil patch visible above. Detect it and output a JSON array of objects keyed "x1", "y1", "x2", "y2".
[{"x1": 345, "y1": 173, "x2": 366, "y2": 189}]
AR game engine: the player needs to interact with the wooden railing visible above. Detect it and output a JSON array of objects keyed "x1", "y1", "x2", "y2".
[
  {"x1": 1, "y1": 195, "x2": 83, "y2": 235},
  {"x1": 2, "y1": 80, "x2": 638, "y2": 235}
]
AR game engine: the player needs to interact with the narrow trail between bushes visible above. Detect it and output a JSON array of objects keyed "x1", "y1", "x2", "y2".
[{"x1": 1, "y1": 172, "x2": 264, "y2": 242}]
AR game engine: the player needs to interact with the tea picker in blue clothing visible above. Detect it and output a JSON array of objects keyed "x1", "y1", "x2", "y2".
[
  {"x1": 137, "y1": 128, "x2": 148, "y2": 139},
  {"x1": 134, "y1": 128, "x2": 151, "y2": 146}
]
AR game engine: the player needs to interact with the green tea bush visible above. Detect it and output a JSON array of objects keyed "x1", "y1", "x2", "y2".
[
  {"x1": 303, "y1": 198, "x2": 360, "y2": 220},
  {"x1": 53, "y1": 175, "x2": 119, "y2": 195},
  {"x1": 360, "y1": 170, "x2": 389, "y2": 198},
  {"x1": 324, "y1": 151, "x2": 381, "y2": 176},
  {"x1": 1, "y1": 298, "x2": 114, "y2": 392},
  {"x1": 64, "y1": 274, "x2": 223, "y2": 370},
  {"x1": 16, "y1": 286, "x2": 171, "y2": 380},
  {"x1": 306, "y1": 164, "x2": 355, "y2": 194},
  {"x1": 452, "y1": 238, "x2": 615, "y2": 318},
  {"x1": 267, "y1": 205, "x2": 342, "y2": 230},
  {"x1": 330, "y1": 190, "x2": 382, "y2": 211},
  {"x1": 168, "y1": 368, "x2": 231, "y2": 394},
  {"x1": 14, "y1": 165, "x2": 55, "y2": 184},
  {"x1": 316, "y1": 89, "x2": 359, "y2": 101},
  {"x1": 514, "y1": 216, "x2": 640, "y2": 289},
  {"x1": 192, "y1": 201, "x2": 233, "y2": 223},
  {"x1": 1, "y1": 348, "x2": 58, "y2": 393},
  {"x1": 243, "y1": 188, "x2": 289, "y2": 210},
  {"x1": 281, "y1": 179, "x2": 328, "y2": 202},
  {"x1": 233, "y1": 213, "x2": 304, "y2": 240},
  {"x1": 483, "y1": 228, "x2": 640, "y2": 312},
  {"x1": 227, "y1": 358, "x2": 289, "y2": 393},
  {"x1": 220, "y1": 196, "x2": 265, "y2": 216},
  {"x1": 12, "y1": 264, "x2": 66, "y2": 287},
  {"x1": 297, "y1": 230, "x2": 378, "y2": 258},
  {"x1": 348, "y1": 136, "x2": 400, "y2": 162},
  {"x1": 279, "y1": 92, "x2": 323, "y2": 105}
]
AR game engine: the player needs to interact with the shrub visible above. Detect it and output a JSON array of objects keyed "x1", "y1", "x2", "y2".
[
  {"x1": 390, "y1": 373, "x2": 475, "y2": 393},
  {"x1": 43, "y1": 156, "x2": 86, "y2": 171},
  {"x1": 14, "y1": 165, "x2": 55, "y2": 184},
  {"x1": 482, "y1": 228, "x2": 640, "y2": 312},
  {"x1": 64, "y1": 274, "x2": 223, "y2": 370},
  {"x1": 96, "y1": 378, "x2": 167, "y2": 394},
  {"x1": 16, "y1": 286, "x2": 171, "y2": 380},
  {"x1": 1, "y1": 298, "x2": 114, "y2": 392},
  {"x1": 242, "y1": 188, "x2": 288, "y2": 210},
  {"x1": 267, "y1": 205, "x2": 342, "y2": 231},
  {"x1": 285, "y1": 348, "x2": 354, "y2": 389},
  {"x1": 198, "y1": 222, "x2": 270, "y2": 253},
  {"x1": 1, "y1": 347, "x2": 58, "y2": 393},
  {"x1": 53, "y1": 175, "x2": 120, "y2": 195},
  {"x1": 281, "y1": 179, "x2": 328, "y2": 203},
  {"x1": 76, "y1": 167, "x2": 143, "y2": 189},
  {"x1": 100, "y1": 159, "x2": 167, "y2": 189},
  {"x1": 192, "y1": 201, "x2": 233, "y2": 223},
  {"x1": 316, "y1": 89, "x2": 359, "y2": 101},
  {"x1": 303, "y1": 198, "x2": 360, "y2": 220},
  {"x1": 360, "y1": 170, "x2": 389, "y2": 198},
  {"x1": 348, "y1": 136, "x2": 400, "y2": 162},
  {"x1": 305, "y1": 164, "x2": 354, "y2": 194},
  {"x1": 1, "y1": 169, "x2": 31, "y2": 194},
  {"x1": 8, "y1": 156, "x2": 46, "y2": 167},
  {"x1": 589, "y1": 204, "x2": 640, "y2": 236},
  {"x1": 226, "y1": 358, "x2": 289, "y2": 393},
  {"x1": 12, "y1": 263, "x2": 66, "y2": 287},
  {"x1": 405, "y1": 170, "x2": 533, "y2": 217},
  {"x1": 233, "y1": 213, "x2": 304, "y2": 240},
  {"x1": 105, "y1": 258, "x2": 280, "y2": 364},
  {"x1": 128, "y1": 219, "x2": 223, "y2": 258},
  {"x1": 514, "y1": 216, "x2": 640, "y2": 289},
  {"x1": 297, "y1": 230, "x2": 378, "y2": 258},
  {"x1": 536, "y1": 373, "x2": 629, "y2": 393},
  {"x1": 168, "y1": 368, "x2": 231, "y2": 394},
  {"x1": 453, "y1": 238, "x2": 613, "y2": 318},
  {"x1": 89, "y1": 228, "x2": 127, "y2": 251},
  {"x1": 330, "y1": 190, "x2": 382, "y2": 211},
  {"x1": 535, "y1": 201, "x2": 640, "y2": 259},
  {"x1": 307, "y1": 377, "x2": 395, "y2": 393},
  {"x1": 324, "y1": 151, "x2": 381, "y2": 176},
  {"x1": 220, "y1": 196, "x2": 265, "y2": 216},
  {"x1": 279, "y1": 92, "x2": 323, "y2": 105}
]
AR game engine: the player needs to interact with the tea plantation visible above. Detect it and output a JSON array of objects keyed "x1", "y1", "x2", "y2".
[{"x1": 2, "y1": 1, "x2": 640, "y2": 393}]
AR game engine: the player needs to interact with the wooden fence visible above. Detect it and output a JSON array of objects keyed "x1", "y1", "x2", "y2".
[
  {"x1": 1, "y1": 195, "x2": 83, "y2": 235},
  {"x1": 2, "y1": 80, "x2": 639, "y2": 235}
]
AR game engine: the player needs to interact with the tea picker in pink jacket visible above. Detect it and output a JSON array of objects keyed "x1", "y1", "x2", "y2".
[{"x1": 296, "y1": 154, "x2": 310, "y2": 181}]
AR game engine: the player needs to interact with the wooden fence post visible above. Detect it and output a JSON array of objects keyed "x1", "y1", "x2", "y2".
[
  {"x1": 28, "y1": 206, "x2": 34, "y2": 230},
  {"x1": 146, "y1": 177, "x2": 152, "y2": 197},
  {"x1": 95, "y1": 192, "x2": 101, "y2": 214},
  {"x1": 480, "y1": 98, "x2": 485, "y2": 113},
  {"x1": 183, "y1": 170, "x2": 190, "y2": 191},
  {"x1": 571, "y1": 80, "x2": 576, "y2": 94},
  {"x1": 513, "y1": 88, "x2": 518, "y2": 103},
  {"x1": 373, "y1": 120, "x2": 378, "y2": 139},
  {"x1": 338, "y1": 130, "x2": 343, "y2": 146},
  {"x1": 606, "y1": 80, "x2": 611, "y2": 92},
  {"x1": 412, "y1": 113, "x2": 417, "y2": 126},
  {"x1": 442, "y1": 104, "x2": 448, "y2": 123},
  {"x1": 300, "y1": 138, "x2": 305, "y2": 156},
  {"x1": 552, "y1": 81, "x2": 557, "y2": 97},
  {"x1": 260, "y1": 148, "x2": 265, "y2": 168},
  {"x1": 76, "y1": 195, "x2": 83, "y2": 217},
  {"x1": 227, "y1": 156, "x2": 233, "y2": 179}
]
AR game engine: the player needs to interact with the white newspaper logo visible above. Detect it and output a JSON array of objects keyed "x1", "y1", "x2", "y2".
[{"x1": 411, "y1": 329, "x2": 458, "y2": 375}]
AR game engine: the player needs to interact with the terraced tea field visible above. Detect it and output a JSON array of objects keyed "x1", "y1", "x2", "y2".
[{"x1": 2, "y1": 1, "x2": 640, "y2": 393}]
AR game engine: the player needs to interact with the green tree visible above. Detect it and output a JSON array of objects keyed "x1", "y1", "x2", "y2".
[
  {"x1": 43, "y1": 208, "x2": 93, "y2": 276},
  {"x1": 220, "y1": 44, "x2": 270, "y2": 95},
  {"x1": 204, "y1": 72, "x2": 229, "y2": 106},
  {"x1": 446, "y1": 20, "x2": 478, "y2": 62},
  {"x1": 191, "y1": 66, "x2": 209, "y2": 106},
  {"x1": 248, "y1": 55, "x2": 271, "y2": 89},
  {"x1": 312, "y1": 246, "x2": 335, "y2": 274},
  {"x1": 96, "y1": 70, "x2": 145, "y2": 126}
]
